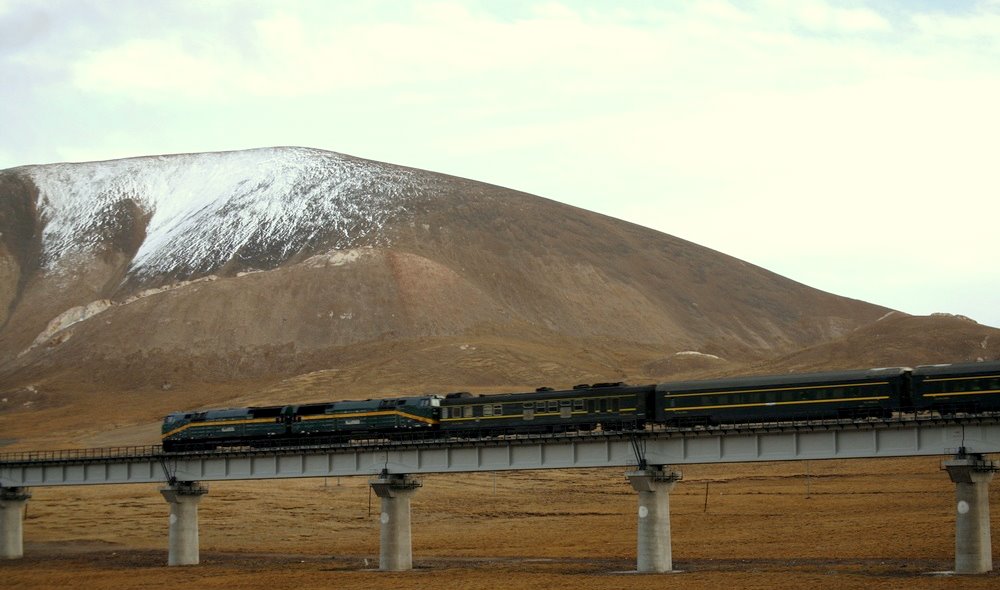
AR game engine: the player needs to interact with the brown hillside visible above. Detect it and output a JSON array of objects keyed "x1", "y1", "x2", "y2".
[
  {"x1": 743, "y1": 313, "x2": 1000, "y2": 374},
  {"x1": 0, "y1": 148, "x2": 890, "y2": 393}
]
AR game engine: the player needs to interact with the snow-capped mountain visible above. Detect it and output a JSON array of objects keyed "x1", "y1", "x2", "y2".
[
  {"x1": 0, "y1": 147, "x2": 898, "y2": 389},
  {"x1": 26, "y1": 147, "x2": 433, "y2": 280}
]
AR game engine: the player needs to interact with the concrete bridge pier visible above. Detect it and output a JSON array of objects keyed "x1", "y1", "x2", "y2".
[
  {"x1": 627, "y1": 467, "x2": 682, "y2": 573},
  {"x1": 943, "y1": 450, "x2": 997, "y2": 574},
  {"x1": 0, "y1": 487, "x2": 31, "y2": 559},
  {"x1": 160, "y1": 481, "x2": 208, "y2": 566},
  {"x1": 370, "y1": 472, "x2": 421, "y2": 571}
]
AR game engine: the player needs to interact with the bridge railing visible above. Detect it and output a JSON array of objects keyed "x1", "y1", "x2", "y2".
[{"x1": 0, "y1": 445, "x2": 163, "y2": 464}]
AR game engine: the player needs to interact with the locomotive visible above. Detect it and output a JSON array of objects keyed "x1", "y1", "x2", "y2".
[{"x1": 161, "y1": 361, "x2": 1000, "y2": 452}]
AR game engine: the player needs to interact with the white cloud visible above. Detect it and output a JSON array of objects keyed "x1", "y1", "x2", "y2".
[
  {"x1": 74, "y1": 39, "x2": 232, "y2": 99},
  {"x1": 912, "y1": 10, "x2": 1000, "y2": 39},
  {"x1": 786, "y1": 0, "x2": 892, "y2": 34}
]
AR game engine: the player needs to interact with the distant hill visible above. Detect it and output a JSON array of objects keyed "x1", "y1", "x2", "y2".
[
  {"x1": 740, "y1": 313, "x2": 1000, "y2": 375},
  {"x1": 0, "y1": 147, "x2": 894, "y2": 394}
]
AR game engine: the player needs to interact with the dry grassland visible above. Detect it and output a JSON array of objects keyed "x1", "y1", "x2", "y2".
[{"x1": 3, "y1": 456, "x2": 999, "y2": 589}]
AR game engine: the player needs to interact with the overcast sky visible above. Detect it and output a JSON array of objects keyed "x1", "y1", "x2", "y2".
[{"x1": 2, "y1": 0, "x2": 998, "y2": 328}]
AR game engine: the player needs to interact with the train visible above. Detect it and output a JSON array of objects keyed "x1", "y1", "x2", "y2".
[{"x1": 160, "y1": 361, "x2": 1000, "y2": 452}]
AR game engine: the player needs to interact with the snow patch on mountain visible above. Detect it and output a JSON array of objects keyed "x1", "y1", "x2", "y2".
[
  {"x1": 25, "y1": 147, "x2": 431, "y2": 279},
  {"x1": 303, "y1": 247, "x2": 371, "y2": 268},
  {"x1": 672, "y1": 350, "x2": 722, "y2": 360},
  {"x1": 28, "y1": 299, "x2": 113, "y2": 350}
]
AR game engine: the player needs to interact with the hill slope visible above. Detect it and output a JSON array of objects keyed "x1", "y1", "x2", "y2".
[{"x1": 1, "y1": 146, "x2": 889, "y2": 391}]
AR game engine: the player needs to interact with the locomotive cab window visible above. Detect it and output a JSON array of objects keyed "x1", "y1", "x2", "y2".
[{"x1": 298, "y1": 404, "x2": 327, "y2": 416}]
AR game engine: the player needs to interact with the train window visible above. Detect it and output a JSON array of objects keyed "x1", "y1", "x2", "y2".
[
  {"x1": 298, "y1": 404, "x2": 327, "y2": 416},
  {"x1": 494, "y1": 404, "x2": 503, "y2": 416},
  {"x1": 574, "y1": 399, "x2": 584, "y2": 411},
  {"x1": 483, "y1": 405, "x2": 493, "y2": 417},
  {"x1": 523, "y1": 402, "x2": 533, "y2": 410},
  {"x1": 463, "y1": 406, "x2": 473, "y2": 418},
  {"x1": 548, "y1": 401, "x2": 558, "y2": 412}
]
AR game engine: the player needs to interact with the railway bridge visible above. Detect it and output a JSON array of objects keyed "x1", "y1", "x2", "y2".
[{"x1": 2, "y1": 415, "x2": 999, "y2": 573}]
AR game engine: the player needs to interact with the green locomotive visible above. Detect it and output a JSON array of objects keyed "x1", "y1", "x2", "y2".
[{"x1": 161, "y1": 396, "x2": 441, "y2": 451}]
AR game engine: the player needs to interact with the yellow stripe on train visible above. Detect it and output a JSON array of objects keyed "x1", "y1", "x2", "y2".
[
  {"x1": 660, "y1": 396, "x2": 889, "y2": 413},
  {"x1": 162, "y1": 410, "x2": 438, "y2": 439}
]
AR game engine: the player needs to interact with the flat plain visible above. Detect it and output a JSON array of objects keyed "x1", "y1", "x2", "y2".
[{"x1": 3, "y1": 455, "x2": 998, "y2": 589}]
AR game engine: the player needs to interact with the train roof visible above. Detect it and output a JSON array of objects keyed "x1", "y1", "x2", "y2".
[
  {"x1": 203, "y1": 408, "x2": 253, "y2": 419},
  {"x1": 655, "y1": 366, "x2": 910, "y2": 393},
  {"x1": 438, "y1": 383, "x2": 655, "y2": 404},
  {"x1": 166, "y1": 395, "x2": 443, "y2": 418},
  {"x1": 912, "y1": 360, "x2": 1000, "y2": 377}
]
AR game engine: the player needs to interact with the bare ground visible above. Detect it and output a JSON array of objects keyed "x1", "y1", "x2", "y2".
[{"x1": 3, "y1": 457, "x2": 998, "y2": 589}]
